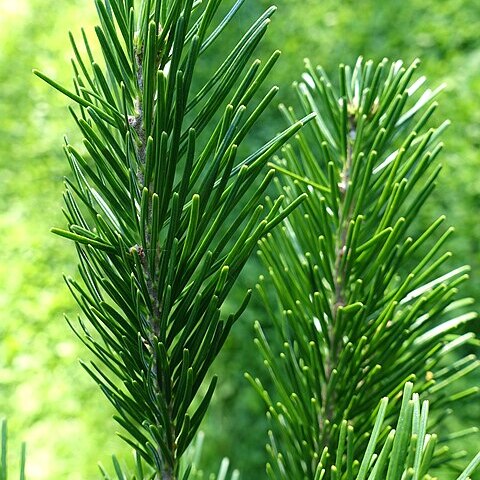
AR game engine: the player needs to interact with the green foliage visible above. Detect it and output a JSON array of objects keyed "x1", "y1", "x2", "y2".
[
  {"x1": 35, "y1": 0, "x2": 312, "y2": 477},
  {"x1": 257, "y1": 0, "x2": 480, "y2": 304},
  {"x1": 312, "y1": 383, "x2": 480, "y2": 480},
  {"x1": 0, "y1": 420, "x2": 26, "y2": 480},
  {"x1": 179, "y1": 432, "x2": 239, "y2": 480},
  {"x1": 1, "y1": 0, "x2": 480, "y2": 478},
  {"x1": 99, "y1": 432, "x2": 240, "y2": 480},
  {"x1": 250, "y1": 58, "x2": 479, "y2": 478},
  {"x1": 99, "y1": 451, "x2": 155, "y2": 480}
]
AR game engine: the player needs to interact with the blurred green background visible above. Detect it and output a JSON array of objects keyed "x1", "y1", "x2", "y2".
[{"x1": 0, "y1": 0, "x2": 479, "y2": 478}]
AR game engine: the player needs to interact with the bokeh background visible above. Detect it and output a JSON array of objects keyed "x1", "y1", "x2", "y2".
[{"x1": 0, "y1": 0, "x2": 479, "y2": 478}]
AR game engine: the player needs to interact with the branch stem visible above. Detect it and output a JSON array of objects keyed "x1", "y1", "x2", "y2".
[
  {"x1": 134, "y1": 42, "x2": 177, "y2": 480},
  {"x1": 323, "y1": 109, "x2": 357, "y2": 440}
]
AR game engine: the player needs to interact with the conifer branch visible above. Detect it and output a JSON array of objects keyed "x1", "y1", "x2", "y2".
[
  {"x1": 35, "y1": 0, "x2": 313, "y2": 477},
  {"x1": 250, "y1": 57, "x2": 479, "y2": 479}
]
